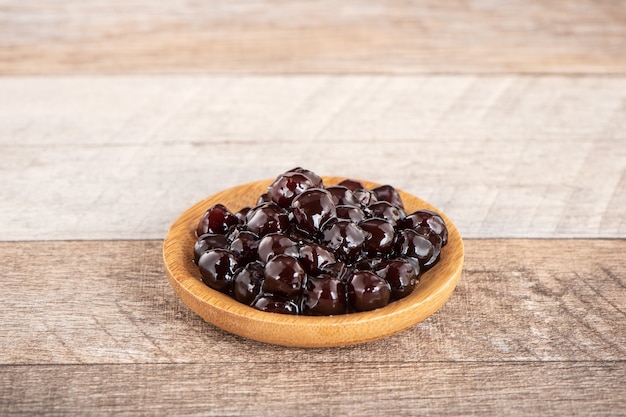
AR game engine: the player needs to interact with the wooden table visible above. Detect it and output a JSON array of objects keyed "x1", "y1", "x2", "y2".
[{"x1": 1, "y1": 1, "x2": 625, "y2": 415}]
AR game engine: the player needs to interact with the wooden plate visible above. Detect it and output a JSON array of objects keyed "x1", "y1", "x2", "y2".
[{"x1": 163, "y1": 177, "x2": 464, "y2": 347}]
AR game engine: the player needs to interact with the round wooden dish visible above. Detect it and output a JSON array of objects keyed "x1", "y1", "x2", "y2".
[{"x1": 163, "y1": 177, "x2": 464, "y2": 348}]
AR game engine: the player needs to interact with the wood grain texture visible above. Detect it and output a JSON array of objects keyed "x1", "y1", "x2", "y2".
[
  {"x1": 1, "y1": 76, "x2": 625, "y2": 240},
  {"x1": 1, "y1": 0, "x2": 626, "y2": 74},
  {"x1": 1, "y1": 239, "x2": 624, "y2": 365},
  {"x1": 2, "y1": 362, "x2": 625, "y2": 417}
]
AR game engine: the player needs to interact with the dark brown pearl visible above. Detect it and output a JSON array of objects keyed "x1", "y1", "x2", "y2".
[
  {"x1": 321, "y1": 220, "x2": 368, "y2": 264},
  {"x1": 302, "y1": 274, "x2": 347, "y2": 316},
  {"x1": 395, "y1": 229, "x2": 434, "y2": 268},
  {"x1": 400, "y1": 210, "x2": 448, "y2": 246},
  {"x1": 267, "y1": 172, "x2": 316, "y2": 208},
  {"x1": 197, "y1": 249, "x2": 240, "y2": 294},
  {"x1": 194, "y1": 233, "x2": 229, "y2": 263},
  {"x1": 371, "y1": 184, "x2": 404, "y2": 209},
  {"x1": 291, "y1": 188, "x2": 337, "y2": 236},
  {"x1": 347, "y1": 271, "x2": 390, "y2": 312},
  {"x1": 252, "y1": 295, "x2": 299, "y2": 315},
  {"x1": 366, "y1": 201, "x2": 406, "y2": 226},
  {"x1": 257, "y1": 233, "x2": 299, "y2": 263},
  {"x1": 325, "y1": 186, "x2": 359, "y2": 207},
  {"x1": 337, "y1": 179, "x2": 365, "y2": 191},
  {"x1": 262, "y1": 254, "x2": 306, "y2": 298},
  {"x1": 359, "y1": 218, "x2": 396, "y2": 257},
  {"x1": 245, "y1": 202, "x2": 290, "y2": 236},
  {"x1": 373, "y1": 259, "x2": 418, "y2": 300},
  {"x1": 233, "y1": 262, "x2": 265, "y2": 305},
  {"x1": 196, "y1": 204, "x2": 240, "y2": 236},
  {"x1": 299, "y1": 243, "x2": 336, "y2": 276}
]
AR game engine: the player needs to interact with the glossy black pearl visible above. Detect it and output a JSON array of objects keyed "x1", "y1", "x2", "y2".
[
  {"x1": 194, "y1": 233, "x2": 229, "y2": 263},
  {"x1": 286, "y1": 167, "x2": 324, "y2": 188},
  {"x1": 257, "y1": 233, "x2": 299, "y2": 263},
  {"x1": 262, "y1": 254, "x2": 306, "y2": 298},
  {"x1": 291, "y1": 188, "x2": 337, "y2": 236},
  {"x1": 373, "y1": 259, "x2": 418, "y2": 300},
  {"x1": 395, "y1": 229, "x2": 434, "y2": 267},
  {"x1": 252, "y1": 295, "x2": 299, "y2": 315},
  {"x1": 245, "y1": 202, "x2": 290, "y2": 236},
  {"x1": 197, "y1": 249, "x2": 240, "y2": 293},
  {"x1": 325, "y1": 186, "x2": 359, "y2": 207},
  {"x1": 285, "y1": 225, "x2": 313, "y2": 245},
  {"x1": 365, "y1": 201, "x2": 406, "y2": 226},
  {"x1": 335, "y1": 205, "x2": 366, "y2": 223},
  {"x1": 354, "y1": 257, "x2": 384, "y2": 271},
  {"x1": 353, "y1": 189, "x2": 378, "y2": 206},
  {"x1": 347, "y1": 271, "x2": 391, "y2": 312},
  {"x1": 359, "y1": 218, "x2": 396, "y2": 257},
  {"x1": 232, "y1": 262, "x2": 265, "y2": 305},
  {"x1": 337, "y1": 179, "x2": 365, "y2": 191},
  {"x1": 413, "y1": 227, "x2": 443, "y2": 270},
  {"x1": 400, "y1": 210, "x2": 448, "y2": 246},
  {"x1": 234, "y1": 206, "x2": 252, "y2": 223},
  {"x1": 267, "y1": 172, "x2": 316, "y2": 208},
  {"x1": 322, "y1": 220, "x2": 368, "y2": 264},
  {"x1": 299, "y1": 243, "x2": 336, "y2": 276},
  {"x1": 302, "y1": 274, "x2": 347, "y2": 315},
  {"x1": 196, "y1": 204, "x2": 240, "y2": 236},
  {"x1": 229, "y1": 230, "x2": 260, "y2": 264},
  {"x1": 320, "y1": 261, "x2": 349, "y2": 282},
  {"x1": 371, "y1": 184, "x2": 404, "y2": 209}
]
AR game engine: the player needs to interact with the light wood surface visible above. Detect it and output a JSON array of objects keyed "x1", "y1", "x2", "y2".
[
  {"x1": 1, "y1": 240, "x2": 625, "y2": 415},
  {"x1": 2, "y1": 239, "x2": 623, "y2": 364},
  {"x1": 1, "y1": 0, "x2": 625, "y2": 415},
  {"x1": 163, "y1": 177, "x2": 464, "y2": 347},
  {"x1": 3, "y1": 362, "x2": 624, "y2": 416},
  {"x1": 1, "y1": 0, "x2": 625, "y2": 74},
  {"x1": 1, "y1": 76, "x2": 625, "y2": 240}
]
